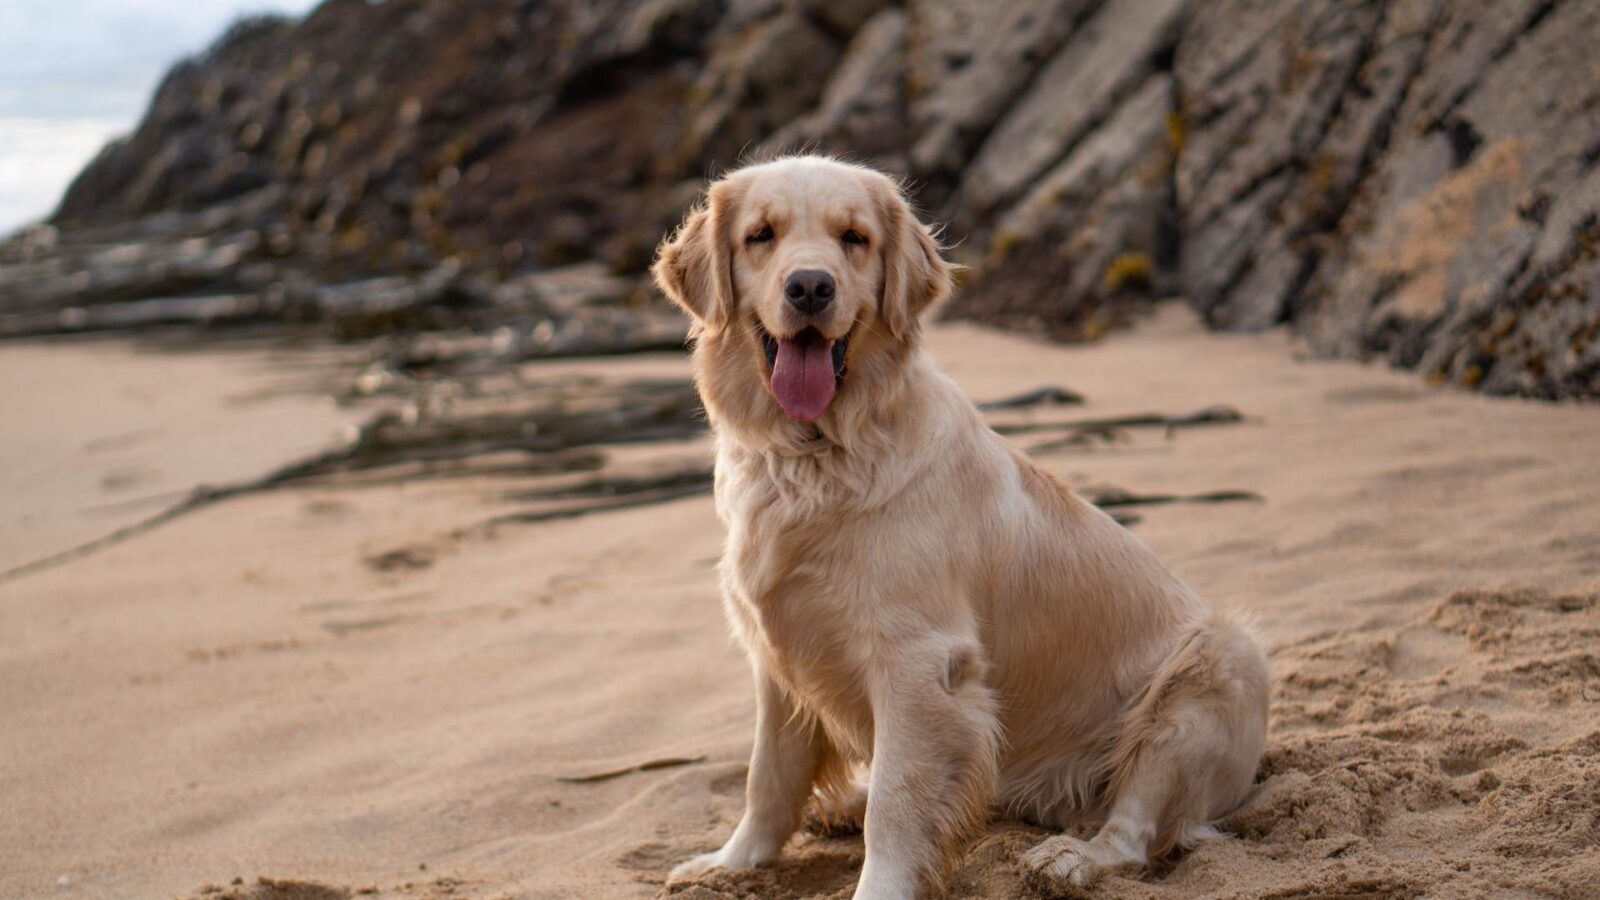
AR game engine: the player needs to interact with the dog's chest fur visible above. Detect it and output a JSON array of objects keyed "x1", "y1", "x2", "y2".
[{"x1": 713, "y1": 442, "x2": 895, "y2": 756}]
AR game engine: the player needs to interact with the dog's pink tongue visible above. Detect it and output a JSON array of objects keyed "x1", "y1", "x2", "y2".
[{"x1": 771, "y1": 337, "x2": 837, "y2": 422}]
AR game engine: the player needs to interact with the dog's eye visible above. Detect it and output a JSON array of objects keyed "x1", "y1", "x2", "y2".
[
  {"x1": 842, "y1": 229, "x2": 868, "y2": 247},
  {"x1": 746, "y1": 225, "x2": 774, "y2": 245}
]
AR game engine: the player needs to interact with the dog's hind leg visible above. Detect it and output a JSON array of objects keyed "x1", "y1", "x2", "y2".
[
  {"x1": 1020, "y1": 763, "x2": 1177, "y2": 892},
  {"x1": 854, "y1": 637, "x2": 1000, "y2": 900},
  {"x1": 669, "y1": 662, "x2": 828, "y2": 883},
  {"x1": 1022, "y1": 620, "x2": 1268, "y2": 892}
]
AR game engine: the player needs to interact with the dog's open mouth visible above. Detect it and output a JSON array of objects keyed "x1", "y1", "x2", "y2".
[{"x1": 760, "y1": 326, "x2": 850, "y2": 423}]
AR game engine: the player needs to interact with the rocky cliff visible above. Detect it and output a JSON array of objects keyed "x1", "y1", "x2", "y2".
[{"x1": 4, "y1": 0, "x2": 1597, "y2": 398}]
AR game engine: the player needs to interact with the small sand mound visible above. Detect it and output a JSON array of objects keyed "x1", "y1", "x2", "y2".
[
  {"x1": 179, "y1": 876, "x2": 472, "y2": 900},
  {"x1": 662, "y1": 841, "x2": 865, "y2": 899},
  {"x1": 182, "y1": 877, "x2": 351, "y2": 900}
]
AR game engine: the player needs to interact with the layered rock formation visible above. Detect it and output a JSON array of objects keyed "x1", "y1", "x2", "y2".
[
  {"x1": 1177, "y1": 0, "x2": 1600, "y2": 398},
  {"x1": 4, "y1": 0, "x2": 1597, "y2": 398}
]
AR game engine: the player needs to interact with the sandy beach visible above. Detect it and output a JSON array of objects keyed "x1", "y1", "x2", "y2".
[{"x1": 2, "y1": 308, "x2": 1597, "y2": 899}]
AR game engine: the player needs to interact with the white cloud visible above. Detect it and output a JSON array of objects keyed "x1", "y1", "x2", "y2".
[{"x1": 0, "y1": 118, "x2": 128, "y2": 233}]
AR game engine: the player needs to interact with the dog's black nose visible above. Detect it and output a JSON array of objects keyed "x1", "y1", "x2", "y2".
[{"x1": 784, "y1": 270, "x2": 835, "y2": 315}]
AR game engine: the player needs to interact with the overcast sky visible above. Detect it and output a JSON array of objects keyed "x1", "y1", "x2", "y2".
[{"x1": 0, "y1": 0, "x2": 321, "y2": 236}]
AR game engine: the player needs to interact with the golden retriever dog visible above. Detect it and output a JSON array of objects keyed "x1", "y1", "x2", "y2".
[{"x1": 652, "y1": 155, "x2": 1268, "y2": 898}]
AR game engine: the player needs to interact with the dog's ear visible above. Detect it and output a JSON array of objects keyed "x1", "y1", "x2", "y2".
[
  {"x1": 879, "y1": 184, "x2": 953, "y2": 340},
  {"x1": 652, "y1": 182, "x2": 738, "y2": 334}
]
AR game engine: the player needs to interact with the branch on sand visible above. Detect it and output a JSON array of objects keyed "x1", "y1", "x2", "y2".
[
  {"x1": 990, "y1": 404, "x2": 1244, "y2": 438},
  {"x1": 556, "y1": 756, "x2": 707, "y2": 784},
  {"x1": 1081, "y1": 487, "x2": 1264, "y2": 508},
  {"x1": 996, "y1": 405, "x2": 1246, "y2": 453},
  {"x1": 977, "y1": 386, "x2": 1085, "y2": 410},
  {"x1": 470, "y1": 477, "x2": 715, "y2": 532}
]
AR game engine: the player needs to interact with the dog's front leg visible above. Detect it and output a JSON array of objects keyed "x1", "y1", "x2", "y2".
[
  {"x1": 669, "y1": 662, "x2": 823, "y2": 883},
  {"x1": 854, "y1": 639, "x2": 1000, "y2": 900}
]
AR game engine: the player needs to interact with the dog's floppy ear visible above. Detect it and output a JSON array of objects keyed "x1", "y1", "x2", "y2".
[
  {"x1": 652, "y1": 181, "x2": 738, "y2": 334},
  {"x1": 879, "y1": 184, "x2": 953, "y2": 340}
]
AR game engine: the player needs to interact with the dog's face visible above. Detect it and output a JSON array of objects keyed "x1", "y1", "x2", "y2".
[
  {"x1": 653, "y1": 157, "x2": 951, "y2": 431},
  {"x1": 730, "y1": 167, "x2": 878, "y2": 422}
]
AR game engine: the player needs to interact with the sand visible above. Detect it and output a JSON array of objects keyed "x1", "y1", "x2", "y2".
[{"x1": 2, "y1": 307, "x2": 1597, "y2": 899}]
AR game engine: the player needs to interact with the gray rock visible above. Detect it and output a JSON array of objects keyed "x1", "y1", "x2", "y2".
[
  {"x1": 799, "y1": 0, "x2": 895, "y2": 37},
  {"x1": 946, "y1": 75, "x2": 1177, "y2": 339},
  {"x1": 956, "y1": 0, "x2": 1186, "y2": 223},
  {"x1": 672, "y1": 11, "x2": 843, "y2": 171},
  {"x1": 1162, "y1": 0, "x2": 1600, "y2": 398},
  {"x1": 906, "y1": 0, "x2": 1097, "y2": 184},
  {"x1": 1175, "y1": 0, "x2": 1389, "y2": 323},
  {"x1": 764, "y1": 9, "x2": 910, "y2": 173},
  {"x1": 1298, "y1": 0, "x2": 1600, "y2": 397}
]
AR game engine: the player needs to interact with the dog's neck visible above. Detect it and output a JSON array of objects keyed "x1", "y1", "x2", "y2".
[{"x1": 700, "y1": 336, "x2": 970, "y2": 512}]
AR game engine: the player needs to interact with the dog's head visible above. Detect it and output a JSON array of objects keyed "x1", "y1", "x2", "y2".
[{"x1": 653, "y1": 156, "x2": 952, "y2": 438}]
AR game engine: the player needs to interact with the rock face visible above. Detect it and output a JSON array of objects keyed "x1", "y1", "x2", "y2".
[
  {"x1": 5, "y1": 0, "x2": 1598, "y2": 397},
  {"x1": 941, "y1": 0, "x2": 1184, "y2": 339},
  {"x1": 1177, "y1": 0, "x2": 1600, "y2": 398}
]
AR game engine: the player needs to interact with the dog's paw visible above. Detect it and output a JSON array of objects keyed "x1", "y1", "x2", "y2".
[
  {"x1": 666, "y1": 842, "x2": 775, "y2": 886},
  {"x1": 803, "y1": 806, "x2": 864, "y2": 837},
  {"x1": 805, "y1": 781, "x2": 869, "y2": 837},
  {"x1": 1019, "y1": 835, "x2": 1121, "y2": 896},
  {"x1": 666, "y1": 850, "x2": 728, "y2": 885}
]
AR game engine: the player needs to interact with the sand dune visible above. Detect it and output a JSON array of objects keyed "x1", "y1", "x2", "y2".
[{"x1": 2, "y1": 307, "x2": 1597, "y2": 898}]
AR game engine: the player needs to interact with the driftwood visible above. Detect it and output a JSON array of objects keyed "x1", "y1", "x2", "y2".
[
  {"x1": 502, "y1": 469, "x2": 714, "y2": 503},
  {"x1": 367, "y1": 309, "x2": 688, "y2": 377},
  {"x1": 0, "y1": 250, "x2": 465, "y2": 339},
  {"x1": 0, "y1": 224, "x2": 691, "y2": 370},
  {"x1": 1026, "y1": 427, "x2": 1127, "y2": 452},
  {"x1": 978, "y1": 386, "x2": 1085, "y2": 410},
  {"x1": 477, "y1": 478, "x2": 714, "y2": 530},
  {"x1": 315, "y1": 379, "x2": 701, "y2": 474},
  {"x1": 1079, "y1": 487, "x2": 1264, "y2": 509},
  {"x1": 555, "y1": 756, "x2": 707, "y2": 784},
  {"x1": 995, "y1": 405, "x2": 1245, "y2": 450},
  {"x1": 281, "y1": 449, "x2": 606, "y2": 490}
]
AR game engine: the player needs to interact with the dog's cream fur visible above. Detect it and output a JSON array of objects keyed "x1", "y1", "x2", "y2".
[{"x1": 652, "y1": 156, "x2": 1268, "y2": 898}]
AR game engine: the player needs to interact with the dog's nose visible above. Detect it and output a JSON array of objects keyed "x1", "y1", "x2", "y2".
[{"x1": 784, "y1": 270, "x2": 835, "y2": 315}]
